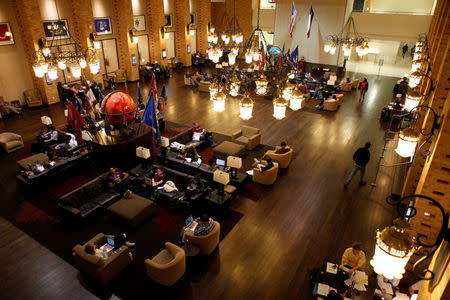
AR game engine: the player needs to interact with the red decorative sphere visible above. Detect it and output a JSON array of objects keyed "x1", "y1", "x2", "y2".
[{"x1": 101, "y1": 91, "x2": 136, "y2": 125}]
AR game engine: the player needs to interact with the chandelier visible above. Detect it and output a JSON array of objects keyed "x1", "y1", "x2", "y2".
[
  {"x1": 323, "y1": 16, "x2": 369, "y2": 57},
  {"x1": 32, "y1": 5, "x2": 99, "y2": 81},
  {"x1": 239, "y1": 94, "x2": 254, "y2": 120}
]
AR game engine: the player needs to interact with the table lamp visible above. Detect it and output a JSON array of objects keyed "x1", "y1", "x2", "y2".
[
  {"x1": 161, "y1": 136, "x2": 169, "y2": 157},
  {"x1": 213, "y1": 169, "x2": 230, "y2": 196},
  {"x1": 136, "y1": 146, "x2": 151, "y2": 167},
  {"x1": 226, "y1": 156, "x2": 242, "y2": 179},
  {"x1": 41, "y1": 116, "x2": 52, "y2": 130}
]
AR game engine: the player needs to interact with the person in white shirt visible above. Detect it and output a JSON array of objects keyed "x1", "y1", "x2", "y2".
[{"x1": 377, "y1": 274, "x2": 399, "y2": 295}]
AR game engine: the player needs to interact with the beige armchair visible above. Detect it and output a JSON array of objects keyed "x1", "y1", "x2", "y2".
[
  {"x1": 198, "y1": 81, "x2": 210, "y2": 92},
  {"x1": 340, "y1": 82, "x2": 352, "y2": 92},
  {"x1": 231, "y1": 125, "x2": 261, "y2": 150},
  {"x1": 145, "y1": 242, "x2": 186, "y2": 286},
  {"x1": 324, "y1": 99, "x2": 339, "y2": 112},
  {"x1": 72, "y1": 233, "x2": 133, "y2": 284},
  {"x1": 0, "y1": 132, "x2": 24, "y2": 153},
  {"x1": 351, "y1": 79, "x2": 360, "y2": 89},
  {"x1": 184, "y1": 221, "x2": 220, "y2": 255},
  {"x1": 332, "y1": 93, "x2": 344, "y2": 105},
  {"x1": 114, "y1": 69, "x2": 127, "y2": 83},
  {"x1": 265, "y1": 147, "x2": 293, "y2": 168},
  {"x1": 23, "y1": 88, "x2": 43, "y2": 107},
  {"x1": 253, "y1": 162, "x2": 279, "y2": 185}
]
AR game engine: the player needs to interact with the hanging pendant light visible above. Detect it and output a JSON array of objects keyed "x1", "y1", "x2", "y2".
[
  {"x1": 239, "y1": 95, "x2": 254, "y2": 120},
  {"x1": 408, "y1": 71, "x2": 422, "y2": 88},
  {"x1": 395, "y1": 128, "x2": 420, "y2": 157},
  {"x1": 79, "y1": 59, "x2": 87, "y2": 69},
  {"x1": 255, "y1": 75, "x2": 268, "y2": 96},
  {"x1": 370, "y1": 219, "x2": 415, "y2": 280},
  {"x1": 228, "y1": 52, "x2": 237, "y2": 65},
  {"x1": 273, "y1": 96, "x2": 288, "y2": 120},
  {"x1": 57, "y1": 60, "x2": 67, "y2": 70},
  {"x1": 33, "y1": 63, "x2": 45, "y2": 78},
  {"x1": 282, "y1": 80, "x2": 294, "y2": 101},
  {"x1": 71, "y1": 65, "x2": 82, "y2": 78},
  {"x1": 229, "y1": 74, "x2": 240, "y2": 97},
  {"x1": 324, "y1": 43, "x2": 330, "y2": 53},
  {"x1": 404, "y1": 90, "x2": 422, "y2": 112},
  {"x1": 47, "y1": 65, "x2": 58, "y2": 80},
  {"x1": 213, "y1": 90, "x2": 226, "y2": 112},
  {"x1": 89, "y1": 60, "x2": 100, "y2": 74},
  {"x1": 289, "y1": 87, "x2": 304, "y2": 111},
  {"x1": 209, "y1": 82, "x2": 219, "y2": 101},
  {"x1": 245, "y1": 51, "x2": 253, "y2": 64}
]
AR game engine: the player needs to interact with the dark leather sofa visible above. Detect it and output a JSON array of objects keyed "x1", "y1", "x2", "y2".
[
  {"x1": 157, "y1": 152, "x2": 215, "y2": 180},
  {"x1": 169, "y1": 128, "x2": 209, "y2": 152},
  {"x1": 58, "y1": 172, "x2": 120, "y2": 218}
]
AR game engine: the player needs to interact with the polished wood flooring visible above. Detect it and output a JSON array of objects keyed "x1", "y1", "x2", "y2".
[{"x1": 0, "y1": 69, "x2": 409, "y2": 299}]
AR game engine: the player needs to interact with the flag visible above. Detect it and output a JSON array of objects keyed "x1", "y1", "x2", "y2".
[
  {"x1": 148, "y1": 74, "x2": 157, "y2": 99},
  {"x1": 125, "y1": 82, "x2": 129, "y2": 94},
  {"x1": 143, "y1": 74, "x2": 161, "y2": 148},
  {"x1": 281, "y1": 42, "x2": 285, "y2": 55},
  {"x1": 137, "y1": 83, "x2": 142, "y2": 100},
  {"x1": 67, "y1": 102, "x2": 85, "y2": 145},
  {"x1": 160, "y1": 85, "x2": 167, "y2": 100},
  {"x1": 289, "y1": 2, "x2": 297, "y2": 38},
  {"x1": 306, "y1": 5, "x2": 314, "y2": 38},
  {"x1": 289, "y1": 46, "x2": 298, "y2": 68},
  {"x1": 261, "y1": 48, "x2": 265, "y2": 69},
  {"x1": 278, "y1": 55, "x2": 282, "y2": 66},
  {"x1": 271, "y1": 55, "x2": 275, "y2": 66},
  {"x1": 286, "y1": 48, "x2": 290, "y2": 59}
]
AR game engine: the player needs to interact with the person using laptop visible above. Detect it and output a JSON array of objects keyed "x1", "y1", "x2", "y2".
[
  {"x1": 186, "y1": 174, "x2": 204, "y2": 201},
  {"x1": 191, "y1": 122, "x2": 216, "y2": 147},
  {"x1": 151, "y1": 167, "x2": 166, "y2": 186},
  {"x1": 85, "y1": 243, "x2": 109, "y2": 259},
  {"x1": 193, "y1": 213, "x2": 215, "y2": 236},
  {"x1": 325, "y1": 284, "x2": 349, "y2": 300},
  {"x1": 339, "y1": 243, "x2": 366, "y2": 274},
  {"x1": 252, "y1": 156, "x2": 274, "y2": 173}
]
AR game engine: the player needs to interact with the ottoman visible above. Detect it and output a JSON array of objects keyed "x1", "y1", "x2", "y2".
[
  {"x1": 213, "y1": 141, "x2": 245, "y2": 158},
  {"x1": 108, "y1": 194, "x2": 155, "y2": 227},
  {"x1": 0, "y1": 132, "x2": 24, "y2": 153}
]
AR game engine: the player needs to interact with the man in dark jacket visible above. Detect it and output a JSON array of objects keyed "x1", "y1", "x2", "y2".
[{"x1": 344, "y1": 142, "x2": 371, "y2": 189}]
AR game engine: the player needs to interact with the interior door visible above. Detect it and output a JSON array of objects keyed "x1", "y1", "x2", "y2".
[
  {"x1": 166, "y1": 32, "x2": 175, "y2": 59},
  {"x1": 136, "y1": 34, "x2": 150, "y2": 65},
  {"x1": 100, "y1": 38, "x2": 119, "y2": 74}
]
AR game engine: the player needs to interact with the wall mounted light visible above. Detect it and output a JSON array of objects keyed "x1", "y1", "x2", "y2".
[
  {"x1": 89, "y1": 32, "x2": 101, "y2": 49},
  {"x1": 162, "y1": 49, "x2": 167, "y2": 59},
  {"x1": 129, "y1": 29, "x2": 138, "y2": 43}
]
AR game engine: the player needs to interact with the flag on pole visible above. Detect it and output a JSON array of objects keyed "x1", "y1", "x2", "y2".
[
  {"x1": 278, "y1": 55, "x2": 282, "y2": 66},
  {"x1": 289, "y1": 2, "x2": 297, "y2": 38},
  {"x1": 286, "y1": 48, "x2": 290, "y2": 59},
  {"x1": 281, "y1": 42, "x2": 285, "y2": 55},
  {"x1": 125, "y1": 82, "x2": 129, "y2": 94},
  {"x1": 261, "y1": 48, "x2": 265, "y2": 69},
  {"x1": 142, "y1": 75, "x2": 161, "y2": 148},
  {"x1": 289, "y1": 46, "x2": 299, "y2": 68},
  {"x1": 306, "y1": 5, "x2": 314, "y2": 38},
  {"x1": 137, "y1": 82, "x2": 142, "y2": 100}
]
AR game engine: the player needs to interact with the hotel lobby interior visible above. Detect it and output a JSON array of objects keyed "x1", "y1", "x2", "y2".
[{"x1": 0, "y1": 0, "x2": 449, "y2": 299}]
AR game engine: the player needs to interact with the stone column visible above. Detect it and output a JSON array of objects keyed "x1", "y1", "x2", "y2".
[
  {"x1": 174, "y1": 0, "x2": 191, "y2": 66},
  {"x1": 146, "y1": 0, "x2": 165, "y2": 64},
  {"x1": 196, "y1": 0, "x2": 211, "y2": 54},
  {"x1": 112, "y1": 0, "x2": 139, "y2": 81},
  {"x1": 14, "y1": 0, "x2": 59, "y2": 104}
]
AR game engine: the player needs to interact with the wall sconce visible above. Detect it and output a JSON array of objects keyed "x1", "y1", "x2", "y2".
[
  {"x1": 160, "y1": 26, "x2": 165, "y2": 38},
  {"x1": 162, "y1": 49, "x2": 167, "y2": 59},
  {"x1": 186, "y1": 23, "x2": 190, "y2": 35},
  {"x1": 89, "y1": 32, "x2": 101, "y2": 49},
  {"x1": 129, "y1": 29, "x2": 138, "y2": 43}
]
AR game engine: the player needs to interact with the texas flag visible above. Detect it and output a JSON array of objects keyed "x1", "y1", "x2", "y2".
[
  {"x1": 289, "y1": 2, "x2": 297, "y2": 38},
  {"x1": 306, "y1": 5, "x2": 314, "y2": 38}
]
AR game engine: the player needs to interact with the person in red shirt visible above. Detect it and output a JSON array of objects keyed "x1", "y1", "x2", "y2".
[
  {"x1": 192, "y1": 122, "x2": 203, "y2": 133},
  {"x1": 275, "y1": 142, "x2": 291, "y2": 154},
  {"x1": 151, "y1": 167, "x2": 166, "y2": 186}
]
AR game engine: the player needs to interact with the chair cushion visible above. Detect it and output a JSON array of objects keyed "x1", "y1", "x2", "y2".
[
  {"x1": 0, "y1": 132, "x2": 21, "y2": 143},
  {"x1": 152, "y1": 249, "x2": 174, "y2": 265},
  {"x1": 235, "y1": 136, "x2": 248, "y2": 144}
]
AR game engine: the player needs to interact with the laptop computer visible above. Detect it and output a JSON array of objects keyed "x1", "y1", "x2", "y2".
[{"x1": 185, "y1": 215, "x2": 197, "y2": 233}]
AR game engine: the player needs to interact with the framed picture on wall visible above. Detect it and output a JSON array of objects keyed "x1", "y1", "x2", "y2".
[
  {"x1": 134, "y1": 15, "x2": 146, "y2": 31},
  {"x1": 187, "y1": 45, "x2": 191, "y2": 54},
  {"x1": 43, "y1": 20, "x2": 70, "y2": 40},
  {"x1": 164, "y1": 14, "x2": 173, "y2": 28},
  {"x1": 190, "y1": 13, "x2": 196, "y2": 25},
  {"x1": 0, "y1": 23, "x2": 14, "y2": 45},
  {"x1": 94, "y1": 17, "x2": 112, "y2": 35}
]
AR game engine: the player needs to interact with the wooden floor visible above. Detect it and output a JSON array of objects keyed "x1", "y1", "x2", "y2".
[{"x1": 0, "y1": 69, "x2": 409, "y2": 299}]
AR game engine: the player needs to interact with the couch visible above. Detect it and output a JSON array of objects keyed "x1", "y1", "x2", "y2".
[
  {"x1": 107, "y1": 193, "x2": 155, "y2": 227},
  {"x1": 169, "y1": 128, "x2": 209, "y2": 152},
  {"x1": 265, "y1": 147, "x2": 293, "y2": 168},
  {"x1": 145, "y1": 242, "x2": 186, "y2": 286},
  {"x1": 324, "y1": 99, "x2": 339, "y2": 112},
  {"x1": 253, "y1": 162, "x2": 279, "y2": 185},
  {"x1": 0, "y1": 132, "x2": 24, "y2": 153},
  {"x1": 72, "y1": 233, "x2": 133, "y2": 284},
  {"x1": 351, "y1": 79, "x2": 360, "y2": 89},
  {"x1": 231, "y1": 126, "x2": 261, "y2": 150},
  {"x1": 340, "y1": 82, "x2": 352, "y2": 92},
  {"x1": 58, "y1": 172, "x2": 120, "y2": 218},
  {"x1": 184, "y1": 221, "x2": 220, "y2": 255},
  {"x1": 23, "y1": 88, "x2": 43, "y2": 107}
]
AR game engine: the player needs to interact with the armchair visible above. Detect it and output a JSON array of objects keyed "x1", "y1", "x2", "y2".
[
  {"x1": 23, "y1": 88, "x2": 43, "y2": 107},
  {"x1": 324, "y1": 99, "x2": 339, "y2": 112},
  {"x1": 184, "y1": 221, "x2": 220, "y2": 255},
  {"x1": 351, "y1": 79, "x2": 360, "y2": 89},
  {"x1": 253, "y1": 162, "x2": 279, "y2": 185},
  {"x1": 0, "y1": 132, "x2": 24, "y2": 153},
  {"x1": 332, "y1": 93, "x2": 344, "y2": 105},
  {"x1": 265, "y1": 147, "x2": 293, "y2": 168},
  {"x1": 198, "y1": 81, "x2": 211, "y2": 93},
  {"x1": 145, "y1": 242, "x2": 186, "y2": 286},
  {"x1": 72, "y1": 233, "x2": 133, "y2": 284},
  {"x1": 231, "y1": 125, "x2": 261, "y2": 150},
  {"x1": 339, "y1": 82, "x2": 352, "y2": 92}
]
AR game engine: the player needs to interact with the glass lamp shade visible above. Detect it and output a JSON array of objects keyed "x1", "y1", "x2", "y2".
[
  {"x1": 273, "y1": 97, "x2": 288, "y2": 120},
  {"x1": 253, "y1": 52, "x2": 260, "y2": 61},
  {"x1": 329, "y1": 45, "x2": 336, "y2": 55},
  {"x1": 221, "y1": 34, "x2": 227, "y2": 41},
  {"x1": 370, "y1": 221, "x2": 415, "y2": 280},
  {"x1": 408, "y1": 71, "x2": 422, "y2": 88},
  {"x1": 217, "y1": 48, "x2": 223, "y2": 57},
  {"x1": 210, "y1": 27, "x2": 215, "y2": 33},
  {"x1": 245, "y1": 52, "x2": 253, "y2": 64},
  {"x1": 404, "y1": 90, "x2": 422, "y2": 112},
  {"x1": 411, "y1": 59, "x2": 427, "y2": 73},
  {"x1": 239, "y1": 96, "x2": 254, "y2": 120},
  {"x1": 229, "y1": 82, "x2": 240, "y2": 97},
  {"x1": 42, "y1": 47, "x2": 51, "y2": 57},
  {"x1": 232, "y1": 47, "x2": 239, "y2": 55},
  {"x1": 133, "y1": 36, "x2": 139, "y2": 43},
  {"x1": 33, "y1": 63, "x2": 45, "y2": 78},
  {"x1": 395, "y1": 128, "x2": 420, "y2": 157},
  {"x1": 413, "y1": 51, "x2": 427, "y2": 61},
  {"x1": 255, "y1": 78, "x2": 268, "y2": 96},
  {"x1": 324, "y1": 44, "x2": 330, "y2": 53},
  {"x1": 289, "y1": 88, "x2": 304, "y2": 111},
  {"x1": 228, "y1": 52, "x2": 237, "y2": 65},
  {"x1": 212, "y1": 35, "x2": 218, "y2": 44},
  {"x1": 235, "y1": 34, "x2": 243, "y2": 44},
  {"x1": 71, "y1": 65, "x2": 82, "y2": 78},
  {"x1": 93, "y1": 41, "x2": 101, "y2": 49},
  {"x1": 213, "y1": 91, "x2": 226, "y2": 112},
  {"x1": 40, "y1": 63, "x2": 49, "y2": 73},
  {"x1": 282, "y1": 80, "x2": 294, "y2": 101},
  {"x1": 89, "y1": 60, "x2": 100, "y2": 74},
  {"x1": 224, "y1": 37, "x2": 230, "y2": 45},
  {"x1": 79, "y1": 59, "x2": 87, "y2": 69},
  {"x1": 57, "y1": 60, "x2": 67, "y2": 70},
  {"x1": 207, "y1": 35, "x2": 213, "y2": 43},
  {"x1": 164, "y1": 32, "x2": 170, "y2": 40},
  {"x1": 209, "y1": 83, "x2": 219, "y2": 101},
  {"x1": 343, "y1": 46, "x2": 352, "y2": 57},
  {"x1": 47, "y1": 66, "x2": 58, "y2": 80}
]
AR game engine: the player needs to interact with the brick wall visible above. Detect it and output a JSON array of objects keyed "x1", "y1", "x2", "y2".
[
  {"x1": 211, "y1": 0, "x2": 253, "y2": 43},
  {"x1": 196, "y1": 0, "x2": 211, "y2": 54},
  {"x1": 146, "y1": 0, "x2": 165, "y2": 64},
  {"x1": 174, "y1": 0, "x2": 190, "y2": 66}
]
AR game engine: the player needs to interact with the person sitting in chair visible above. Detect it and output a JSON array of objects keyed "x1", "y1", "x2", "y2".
[
  {"x1": 186, "y1": 174, "x2": 204, "y2": 201},
  {"x1": 192, "y1": 122, "x2": 216, "y2": 146},
  {"x1": 325, "y1": 284, "x2": 349, "y2": 300},
  {"x1": 193, "y1": 213, "x2": 215, "y2": 236},
  {"x1": 177, "y1": 145, "x2": 199, "y2": 161},
  {"x1": 253, "y1": 157, "x2": 274, "y2": 172},
  {"x1": 339, "y1": 243, "x2": 366, "y2": 274},
  {"x1": 107, "y1": 167, "x2": 129, "y2": 188},
  {"x1": 275, "y1": 142, "x2": 291, "y2": 154},
  {"x1": 84, "y1": 243, "x2": 109, "y2": 259},
  {"x1": 151, "y1": 167, "x2": 165, "y2": 186}
]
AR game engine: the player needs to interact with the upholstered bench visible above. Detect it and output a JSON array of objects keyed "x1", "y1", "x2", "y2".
[
  {"x1": 107, "y1": 193, "x2": 155, "y2": 227},
  {"x1": 213, "y1": 141, "x2": 245, "y2": 158},
  {"x1": 0, "y1": 132, "x2": 24, "y2": 153}
]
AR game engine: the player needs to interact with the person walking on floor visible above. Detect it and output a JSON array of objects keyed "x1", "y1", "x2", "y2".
[
  {"x1": 358, "y1": 78, "x2": 369, "y2": 101},
  {"x1": 402, "y1": 43, "x2": 408, "y2": 58},
  {"x1": 344, "y1": 142, "x2": 371, "y2": 189}
]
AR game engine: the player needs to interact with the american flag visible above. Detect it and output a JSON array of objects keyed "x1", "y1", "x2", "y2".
[
  {"x1": 306, "y1": 5, "x2": 314, "y2": 38},
  {"x1": 289, "y1": 2, "x2": 297, "y2": 38}
]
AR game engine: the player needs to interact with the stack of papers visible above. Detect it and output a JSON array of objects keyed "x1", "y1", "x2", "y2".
[
  {"x1": 326, "y1": 262, "x2": 338, "y2": 274},
  {"x1": 345, "y1": 270, "x2": 369, "y2": 291}
]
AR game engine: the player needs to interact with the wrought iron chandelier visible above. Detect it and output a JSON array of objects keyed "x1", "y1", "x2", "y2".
[{"x1": 323, "y1": 16, "x2": 369, "y2": 57}]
